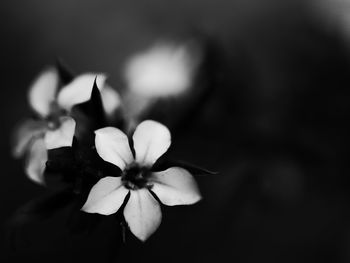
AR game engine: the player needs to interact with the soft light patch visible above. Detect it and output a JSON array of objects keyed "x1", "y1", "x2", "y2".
[
  {"x1": 124, "y1": 43, "x2": 201, "y2": 98},
  {"x1": 313, "y1": 0, "x2": 350, "y2": 37}
]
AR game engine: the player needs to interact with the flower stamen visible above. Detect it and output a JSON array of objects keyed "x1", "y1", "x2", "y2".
[{"x1": 122, "y1": 164, "x2": 151, "y2": 190}]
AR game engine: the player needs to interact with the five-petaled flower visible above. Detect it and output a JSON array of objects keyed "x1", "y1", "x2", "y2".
[
  {"x1": 82, "y1": 120, "x2": 202, "y2": 241},
  {"x1": 13, "y1": 67, "x2": 120, "y2": 184}
]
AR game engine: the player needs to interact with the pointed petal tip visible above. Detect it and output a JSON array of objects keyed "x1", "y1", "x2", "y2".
[
  {"x1": 57, "y1": 73, "x2": 107, "y2": 111},
  {"x1": 124, "y1": 189, "x2": 162, "y2": 242},
  {"x1": 94, "y1": 73, "x2": 108, "y2": 89},
  {"x1": 136, "y1": 232, "x2": 152, "y2": 242}
]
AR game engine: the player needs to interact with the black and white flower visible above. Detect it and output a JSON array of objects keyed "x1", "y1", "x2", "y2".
[
  {"x1": 13, "y1": 67, "x2": 120, "y2": 184},
  {"x1": 82, "y1": 120, "x2": 201, "y2": 241}
]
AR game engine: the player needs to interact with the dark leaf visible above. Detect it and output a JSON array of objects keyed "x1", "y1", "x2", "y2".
[
  {"x1": 71, "y1": 80, "x2": 107, "y2": 144},
  {"x1": 55, "y1": 58, "x2": 75, "y2": 85},
  {"x1": 46, "y1": 146, "x2": 78, "y2": 187},
  {"x1": 152, "y1": 158, "x2": 218, "y2": 176},
  {"x1": 78, "y1": 79, "x2": 106, "y2": 125},
  {"x1": 46, "y1": 147, "x2": 75, "y2": 173}
]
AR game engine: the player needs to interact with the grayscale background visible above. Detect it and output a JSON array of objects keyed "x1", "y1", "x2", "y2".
[{"x1": 1, "y1": 0, "x2": 350, "y2": 262}]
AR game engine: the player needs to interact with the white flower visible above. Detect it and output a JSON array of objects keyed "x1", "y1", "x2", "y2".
[
  {"x1": 13, "y1": 67, "x2": 120, "y2": 184},
  {"x1": 124, "y1": 43, "x2": 200, "y2": 98},
  {"x1": 121, "y1": 42, "x2": 202, "y2": 130},
  {"x1": 82, "y1": 120, "x2": 202, "y2": 241}
]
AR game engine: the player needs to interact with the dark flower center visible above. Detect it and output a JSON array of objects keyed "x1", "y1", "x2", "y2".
[
  {"x1": 46, "y1": 102, "x2": 68, "y2": 129},
  {"x1": 122, "y1": 164, "x2": 152, "y2": 190}
]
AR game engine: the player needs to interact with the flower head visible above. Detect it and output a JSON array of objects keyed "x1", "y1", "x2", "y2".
[
  {"x1": 82, "y1": 120, "x2": 201, "y2": 241},
  {"x1": 121, "y1": 42, "x2": 202, "y2": 130},
  {"x1": 124, "y1": 43, "x2": 201, "y2": 98},
  {"x1": 13, "y1": 67, "x2": 120, "y2": 184}
]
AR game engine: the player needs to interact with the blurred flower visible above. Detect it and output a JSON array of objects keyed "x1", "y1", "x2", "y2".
[
  {"x1": 13, "y1": 67, "x2": 120, "y2": 184},
  {"x1": 82, "y1": 120, "x2": 201, "y2": 241},
  {"x1": 124, "y1": 43, "x2": 200, "y2": 98},
  {"x1": 122, "y1": 42, "x2": 202, "y2": 129}
]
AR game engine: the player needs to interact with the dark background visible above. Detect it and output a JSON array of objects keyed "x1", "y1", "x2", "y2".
[{"x1": 2, "y1": 0, "x2": 350, "y2": 262}]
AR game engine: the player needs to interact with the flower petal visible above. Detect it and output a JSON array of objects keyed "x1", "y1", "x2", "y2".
[
  {"x1": 28, "y1": 67, "x2": 59, "y2": 117},
  {"x1": 25, "y1": 138, "x2": 48, "y2": 185},
  {"x1": 57, "y1": 73, "x2": 106, "y2": 111},
  {"x1": 82, "y1": 177, "x2": 129, "y2": 215},
  {"x1": 95, "y1": 127, "x2": 134, "y2": 170},
  {"x1": 133, "y1": 120, "x2": 171, "y2": 167},
  {"x1": 12, "y1": 120, "x2": 47, "y2": 158},
  {"x1": 150, "y1": 167, "x2": 202, "y2": 206},
  {"x1": 123, "y1": 189, "x2": 162, "y2": 241},
  {"x1": 100, "y1": 85, "x2": 121, "y2": 116},
  {"x1": 44, "y1": 117, "x2": 76, "y2": 150}
]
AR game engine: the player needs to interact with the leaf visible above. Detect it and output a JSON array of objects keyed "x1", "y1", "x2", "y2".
[
  {"x1": 152, "y1": 157, "x2": 218, "y2": 176},
  {"x1": 71, "y1": 80, "x2": 107, "y2": 145},
  {"x1": 46, "y1": 147, "x2": 75, "y2": 174},
  {"x1": 55, "y1": 58, "x2": 75, "y2": 85}
]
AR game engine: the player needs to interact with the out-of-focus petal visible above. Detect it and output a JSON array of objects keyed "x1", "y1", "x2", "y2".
[
  {"x1": 28, "y1": 67, "x2": 59, "y2": 117},
  {"x1": 82, "y1": 177, "x2": 129, "y2": 215},
  {"x1": 100, "y1": 85, "x2": 121, "y2": 116},
  {"x1": 25, "y1": 138, "x2": 48, "y2": 185},
  {"x1": 123, "y1": 189, "x2": 162, "y2": 241},
  {"x1": 12, "y1": 120, "x2": 47, "y2": 158},
  {"x1": 57, "y1": 73, "x2": 106, "y2": 111},
  {"x1": 44, "y1": 117, "x2": 76, "y2": 150},
  {"x1": 150, "y1": 167, "x2": 202, "y2": 206},
  {"x1": 133, "y1": 120, "x2": 171, "y2": 167},
  {"x1": 124, "y1": 43, "x2": 200, "y2": 98},
  {"x1": 95, "y1": 127, "x2": 134, "y2": 170}
]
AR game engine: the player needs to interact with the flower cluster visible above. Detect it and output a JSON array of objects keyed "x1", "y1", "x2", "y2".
[
  {"x1": 12, "y1": 44, "x2": 210, "y2": 242},
  {"x1": 12, "y1": 65, "x2": 119, "y2": 184}
]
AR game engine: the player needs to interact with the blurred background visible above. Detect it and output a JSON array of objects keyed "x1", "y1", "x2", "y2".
[{"x1": 2, "y1": 0, "x2": 350, "y2": 262}]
